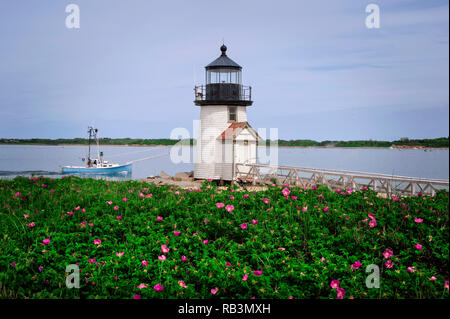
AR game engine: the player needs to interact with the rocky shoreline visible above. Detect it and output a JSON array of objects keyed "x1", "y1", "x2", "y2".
[
  {"x1": 139, "y1": 170, "x2": 270, "y2": 191},
  {"x1": 139, "y1": 171, "x2": 203, "y2": 189}
]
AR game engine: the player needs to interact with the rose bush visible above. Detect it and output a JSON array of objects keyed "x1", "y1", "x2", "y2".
[{"x1": 0, "y1": 176, "x2": 448, "y2": 299}]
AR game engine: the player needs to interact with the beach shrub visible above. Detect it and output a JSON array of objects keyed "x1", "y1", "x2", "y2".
[{"x1": 0, "y1": 177, "x2": 448, "y2": 299}]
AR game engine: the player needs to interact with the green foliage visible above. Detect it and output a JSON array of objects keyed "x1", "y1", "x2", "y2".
[
  {"x1": 1, "y1": 137, "x2": 448, "y2": 148},
  {"x1": 391, "y1": 137, "x2": 449, "y2": 148},
  {"x1": 264, "y1": 137, "x2": 449, "y2": 148},
  {"x1": 0, "y1": 138, "x2": 196, "y2": 146},
  {"x1": 0, "y1": 177, "x2": 448, "y2": 299}
]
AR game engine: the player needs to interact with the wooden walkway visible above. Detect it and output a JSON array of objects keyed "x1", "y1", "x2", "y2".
[{"x1": 234, "y1": 163, "x2": 449, "y2": 196}]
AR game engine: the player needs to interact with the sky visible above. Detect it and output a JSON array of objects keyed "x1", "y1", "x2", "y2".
[{"x1": 0, "y1": 0, "x2": 448, "y2": 141}]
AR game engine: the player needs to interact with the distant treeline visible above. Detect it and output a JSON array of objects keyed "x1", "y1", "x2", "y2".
[
  {"x1": 0, "y1": 138, "x2": 195, "y2": 146},
  {"x1": 0, "y1": 137, "x2": 448, "y2": 148},
  {"x1": 265, "y1": 137, "x2": 449, "y2": 148}
]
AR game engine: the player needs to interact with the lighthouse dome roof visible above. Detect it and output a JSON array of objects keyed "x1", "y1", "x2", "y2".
[{"x1": 205, "y1": 44, "x2": 242, "y2": 70}]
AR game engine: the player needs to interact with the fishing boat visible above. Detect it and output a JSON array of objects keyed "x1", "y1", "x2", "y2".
[{"x1": 61, "y1": 127, "x2": 132, "y2": 174}]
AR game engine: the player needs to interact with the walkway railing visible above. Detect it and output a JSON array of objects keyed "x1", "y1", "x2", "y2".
[{"x1": 234, "y1": 163, "x2": 449, "y2": 196}]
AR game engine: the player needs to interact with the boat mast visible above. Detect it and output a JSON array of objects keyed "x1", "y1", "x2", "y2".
[
  {"x1": 87, "y1": 126, "x2": 92, "y2": 163},
  {"x1": 87, "y1": 126, "x2": 98, "y2": 166},
  {"x1": 95, "y1": 128, "x2": 100, "y2": 162}
]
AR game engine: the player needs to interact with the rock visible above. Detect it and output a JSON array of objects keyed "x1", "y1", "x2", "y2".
[
  {"x1": 174, "y1": 172, "x2": 191, "y2": 181},
  {"x1": 159, "y1": 171, "x2": 171, "y2": 179}
]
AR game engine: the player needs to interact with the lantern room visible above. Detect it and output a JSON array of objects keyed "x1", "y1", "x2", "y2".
[{"x1": 195, "y1": 45, "x2": 252, "y2": 106}]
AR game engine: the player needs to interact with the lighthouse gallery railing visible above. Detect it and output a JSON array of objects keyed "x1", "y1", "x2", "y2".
[{"x1": 194, "y1": 85, "x2": 252, "y2": 102}]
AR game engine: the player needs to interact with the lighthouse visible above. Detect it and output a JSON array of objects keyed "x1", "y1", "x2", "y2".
[{"x1": 194, "y1": 44, "x2": 261, "y2": 181}]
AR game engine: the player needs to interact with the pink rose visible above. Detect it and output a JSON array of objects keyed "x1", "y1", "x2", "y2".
[
  {"x1": 351, "y1": 261, "x2": 362, "y2": 270},
  {"x1": 330, "y1": 280, "x2": 340, "y2": 289},
  {"x1": 178, "y1": 281, "x2": 187, "y2": 289},
  {"x1": 216, "y1": 203, "x2": 225, "y2": 209},
  {"x1": 225, "y1": 205, "x2": 234, "y2": 213},
  {"x1": 336, "y1": 287, "x2": 346, "y2": 299},
  {"x1": 153, "y1": 283, "x2": 163, "y2": 292},
  {"x1": 382, "y1": 249, "x2": 393, "y2": 259},
  {"x1": 210, "y1": 288, "x2": 219, "y2": 295},
  {"x1": 282, "y1": 188, "x2": 291, "y2": 197},
  {"x1": 161, "y1": 245, "x2": 170, "y2": 253}
]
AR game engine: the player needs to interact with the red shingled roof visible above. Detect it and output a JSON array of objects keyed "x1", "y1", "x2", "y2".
[
  {"x1": 217, "y1": 122, "x2": 246, "y2": 141},
  {"x1": 217, "y1": 122, "x2": 262, "y2": 141}
]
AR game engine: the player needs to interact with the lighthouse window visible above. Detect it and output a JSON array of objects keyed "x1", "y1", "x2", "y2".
[
  {"x1": 230, "y1": 72, "x2": 237, "y2": 83},
  {"x1": 219, "y1": 72, "x2": 228, "y2": 83},
  {"x1": 209, "y1": 71, "x2": 219, "y2": 84},
  {"x1": 228, "y1": 107, "x2": 237, "y2": 122},
  {"x1": 207, "y1": 69, "x2": 241, "y2": 84}
]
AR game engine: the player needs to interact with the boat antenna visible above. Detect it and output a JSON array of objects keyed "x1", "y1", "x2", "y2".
[
  {"x1": 95, "y1": 128, "x2": 100, "y2": 162},
  {"x1": 87, "y1": 126, "x2": 92, "y2": 163},
  {"x1": 87, "y1": 126, "x2": 97, "y2": 165}
]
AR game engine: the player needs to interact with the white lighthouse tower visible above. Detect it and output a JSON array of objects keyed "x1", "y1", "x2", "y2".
[{"x1": 194, "y1": 44, "x2": 261, "y2": 181}]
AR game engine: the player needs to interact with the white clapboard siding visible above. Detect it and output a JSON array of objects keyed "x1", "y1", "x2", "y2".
[
  {"x1": 195, "y1": 105, "x2": 233, "y2": 179},
  {"x1": 194, "y1": 104, "x2": 254, "y2": 180}
]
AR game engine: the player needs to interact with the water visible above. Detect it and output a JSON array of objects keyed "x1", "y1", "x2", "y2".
[{"x1": 0, "y1": 145, "x2": 448, "y2": 181}]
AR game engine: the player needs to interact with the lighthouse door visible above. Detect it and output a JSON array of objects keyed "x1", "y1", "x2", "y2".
[
  {"x1": 234, "y1": 139, "x2": 251, "y2": 179},
  {"x1": 234, "y1": 140, "x2": 249, "y2": 165}
]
